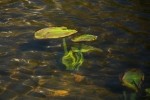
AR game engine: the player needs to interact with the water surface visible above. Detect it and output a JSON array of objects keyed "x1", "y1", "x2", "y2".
[{"x1": 0, "y1": 0, "x2": 149, "y2": 100}]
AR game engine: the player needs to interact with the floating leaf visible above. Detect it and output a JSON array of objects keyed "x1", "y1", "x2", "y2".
[
  {"x1": 71, "y1": 34, "x2": 97, "y2": 42},
  {"x1": 34, "y1": 26, "x2": 77, "y2": 39},
  {"x1": 71, "y1": 44, "x2": 103, "y2": 53},
  {"x1": 121, "y1": 69, "x2": 144, "y2": 92}
]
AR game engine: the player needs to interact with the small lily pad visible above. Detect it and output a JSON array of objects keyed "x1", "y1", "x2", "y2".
[
  {"x1": 71, "y1": 44, "x2": 103, "y2": 53},
  {"x1": 121, "y1": 69, "x2": 144, "y2": 92},
  {"x1": 34, "y1": 26, "x2": 77, "y2": 39},
  {"x1": 71, "y1": 34, "x2": 97, "y2": 42}
]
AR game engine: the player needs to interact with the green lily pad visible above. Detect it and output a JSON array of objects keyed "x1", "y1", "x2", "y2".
[
  {"x1": 121, "y1": 69, "x2": 144, "y2": 92},
  {"x1": 34, "y1": 26, "x2": 77, "y2": 39},
  {"x1": 71, "y1": 34, "x2": 97, "y2": 42},
  {"x1": 71, "y1": 44, "x2": 103, "y2": 53}
]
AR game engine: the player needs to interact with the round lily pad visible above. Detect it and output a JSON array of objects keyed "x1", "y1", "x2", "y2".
[{"x1": 34, "y1": 26, "x2": 77, "y2": 39}]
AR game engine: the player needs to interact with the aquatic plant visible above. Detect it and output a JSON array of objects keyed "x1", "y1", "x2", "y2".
[
  {"x1": 71, "y1": 44, "x2": 103, "y2": 53},
  {"x1": 62, "y1": 50, "x2": 84, "y2": 70},
  {"x1": 34, "y1": 26, "x2": 100, "y2": 70},
  {"x1": 120, "y1": 68, "x2": 144, "y2": 100},
  {"x1": 62, "y1": 38, "x2": 84, "y2": 70},
  {"x1": 120, "y1": 68, "x2": 144, "y2": 92},
  {"x1": 62, "y1": 34, "x2": 101, "y2": 70},
  {"x1": 71, "y1": 34, "x2": 97, "y2": 42},
  {"x1": 34, "y1": 26, "x2": 78, "y2": 70},
  {"x1": 34, "y1": 26, "x2": 77, "y2": 39},
  {"x1": 145, "y1": 88, "x2": 150, "y2": 96},
  {"x1": 122, "y1": 91, "x2": 137, "y2": 100}
]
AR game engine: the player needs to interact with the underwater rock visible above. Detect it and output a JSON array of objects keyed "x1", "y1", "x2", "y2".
[{"x1": 73, "y1": 74, "x2": 85, "y2": 83}]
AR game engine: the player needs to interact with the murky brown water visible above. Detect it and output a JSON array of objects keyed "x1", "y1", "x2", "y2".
[{"x1": 0, "y1": 0, "x2": 149, "y2": 100}]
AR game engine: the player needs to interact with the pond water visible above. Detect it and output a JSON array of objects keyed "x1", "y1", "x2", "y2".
[{"x1": 0, "y1": 0, "x2": 149, "y2": 100}]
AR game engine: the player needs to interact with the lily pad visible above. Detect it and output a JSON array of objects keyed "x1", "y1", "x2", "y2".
[
  {"x1": 34, "y1": 26, "x2": 77, "y2": 39},
  {"x1": 121, "y1": 69, "x2": 144, "y2": 92},
  {"x1": 71, "y1": 44, "x2": 103, "y2": 53},
  {"x1": 71, "y1": 34, "x2": 97, "y2": 42}
]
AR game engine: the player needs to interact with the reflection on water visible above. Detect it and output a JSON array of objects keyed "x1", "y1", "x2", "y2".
[{"x1": 0, "y1": 0, "x2": 149, "y2": 99}]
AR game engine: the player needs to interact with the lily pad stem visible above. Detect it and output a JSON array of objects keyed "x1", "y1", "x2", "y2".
[
  {"x1": 130, "y1": 92, "x2": 136, "y2": 100},
  {"x1": 63, "y1": 38, "x2": 68, "y2": 54}
]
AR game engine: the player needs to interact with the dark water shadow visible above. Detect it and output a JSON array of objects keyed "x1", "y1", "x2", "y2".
[
  {"x1": 18, "y1": 38, "x2": 72, "y2": 71},
  {"x1": 18, "y1": 39, "x2": 62, "y2": 52}
]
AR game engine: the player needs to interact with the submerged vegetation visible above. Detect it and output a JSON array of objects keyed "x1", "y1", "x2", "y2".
[
  {"x1": 120, "y1": 68, "x2": 144, "y2": 92},
  {"x1": 120, "y1": 69, "x2": 145, "y2": 100},
  {"x1": 62, "y1": 49, "x2": 84, "y2": 70}
]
